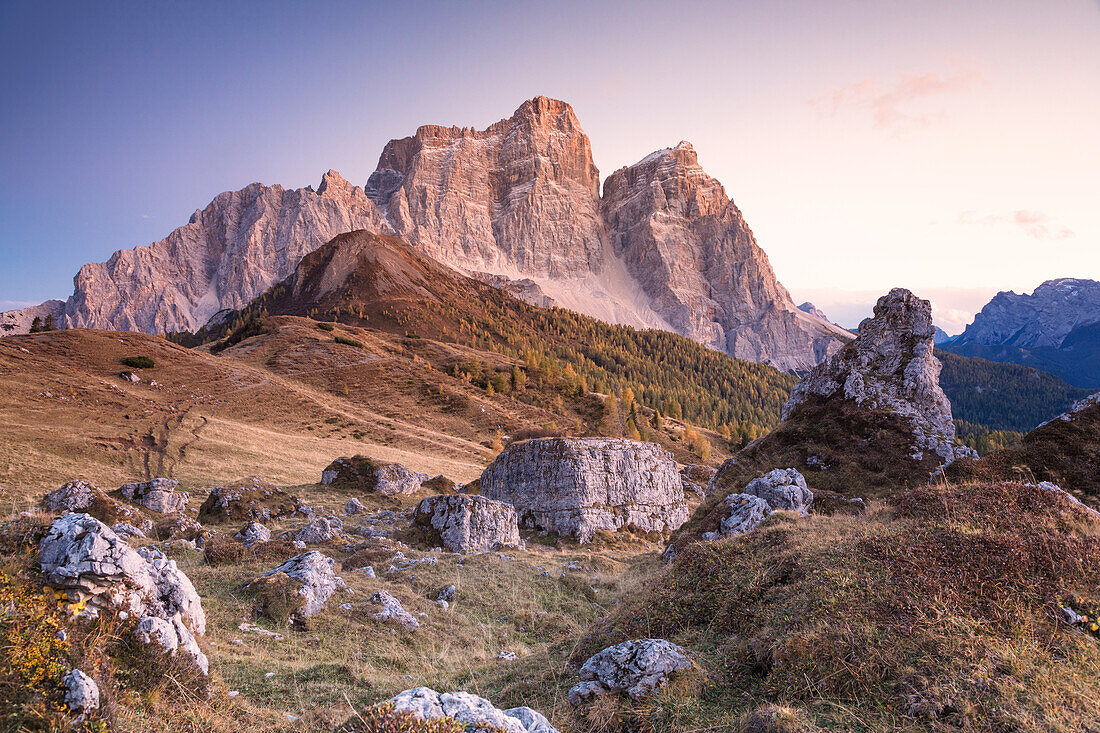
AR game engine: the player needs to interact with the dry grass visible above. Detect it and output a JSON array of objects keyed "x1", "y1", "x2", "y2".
[{"x1": 576, "y1": 481, "x2": 1100, "y2": 732}]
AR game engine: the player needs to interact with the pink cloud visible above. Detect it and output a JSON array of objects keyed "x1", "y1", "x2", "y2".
[
  {"x1": 811, "y1": 61, "x2": 983, "y2": 130},
  {"x1": 959, "y1": 209, "x2": 1075, "y2": 240}
]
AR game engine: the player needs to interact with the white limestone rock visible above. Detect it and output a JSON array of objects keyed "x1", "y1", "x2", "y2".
[
  {"x1": 742, "y1": 468, "x2": 813, "y2": 514},
  {"x1": 63, "y1": 669, "x2": 100, "y2": 712},
  {"x1": 480, "y1": 438, "x2": 688, "y2": 543},
  {"x1": 569, "y1": 639, "x2": 693, "y2": 705},
  {"x1": 253, "y1": 551, "x2": 344, "y2": 618},
  {"x1": 119, "y1": 477, "x2": 189, "y2": 514},
  {"x1": 411, "y1": 494, "x2": 520, "y2": 553},
  {"x1": 234, "y1": 520, "x2": 271, "y2": 547},
  {"x1": 388, "y1": 687, "x2": 558, "y2": 733},
  {"x1": 369, "y1": 590, "x2": 419, "y2": 632},
  {"x1": 783, "y1": 288, "x2": 974, "y2": 467},
  {"x1": 294, "y1": 517, "x2": 343, "y2": 544}
]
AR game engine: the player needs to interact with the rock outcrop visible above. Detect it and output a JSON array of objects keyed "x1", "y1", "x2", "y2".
[
  {"x1": 294, "y1": 517, "x2": 343, "y2": 544},
  {"x1": 783, "y1": 288, "x2": 973, "y2": 466},
  {"x1": 251, "y1": 551, "x2": 346, "y2": 618},
  {"x1": 4, "y1": 98, "x2": 849, "y2": 372},
  {"x1": 119, "y1": 477, "x2": 188, "y2": 514},
  {"x1": 569, "y1": 639, "x2": 694, "y2": 705},
  {"x1": 42, "y1": 480, "x2": 143, "y2": 527},
  {"x1": 321, "y1": 456, "x2": 427, "y2": 496},
  {"x1": 234, "y1": 520, "x2": 271, "y2": 547},
  {"x1": 387, "y1": 687, "x2": 559, "y2": 733},
  {"x1": 410, "y1": 494, "x2": 520, "y2": 553},
  {"x1": 480, "y1": 438, "x2": 687, "y2": 543},
  {"x1": 197, "y1": 477, "x2": 301, "y2": 524},
  {"x1": 6, "y1": 171, "x2": 388, "y2": 335},
  {"x1": 38, "y1": 514, "x2": 208, "y2": 673},
  {"x1": 679, "y1": 464, "x2": 716, "y2": 498},
  {"x1": 702, "y1": 468, "x2": 813, "y2": 541}
]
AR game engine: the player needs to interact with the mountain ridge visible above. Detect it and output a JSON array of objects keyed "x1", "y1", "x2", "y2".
[{"x1": 1, "y1": 97, "x2": 848, "y2": 372}]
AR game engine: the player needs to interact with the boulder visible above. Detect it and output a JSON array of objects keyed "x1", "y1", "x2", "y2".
[
  {"x1": 410, "y1": 494, "x2": 520, "y2": 553},
  {"x1": 369, "y1": 590, "x2": 419, "y2": 631},
  {"x1": 119, "y1": 477, "x2": 189, "y2": 514},
  {"x1": 38, "y1": 514, "x2": 208, "y2": 672},
  {"x1": 742, "y1": 468, "x2": 813, "y2": 514},
  {"x1": 42, "y1": 480, "x2": 141, "y2": 525},
  {"x1": 197, "y1": 477, "x2": 301, "y2": 524},
  {"x1": 134, "y1": 615, "x2": 209, "y2": 674},
  {"x1": 709, "y1": 494, "x2": 772, "y2": 538},
  {"x1": 63, "y1": 669, "x2": 100, "y2": 712},
  {"x1": 252, "y1": 551, "x2": 345, "y2": 618},
  {"x1": 345, "y1": 497, "x2": 366, "y2": 515},
  {"x1": 295, "y1": 517, "x2": 343, "y2": 544},
  {"x1": 388, "y1": 687, "x2": 559, "y2": 733},
  {"x1": 480, "y1": 438, "x2": 688, "y2": 543},
  {"x1": 569, "y1": 639, "x2": 693, "y2": 705},
  {"x1": 234, "y1": 520, "x2": 271, "y2": 547},
  {"x1": 321, "y1": 455, "x2": 427, "y2": 496}
]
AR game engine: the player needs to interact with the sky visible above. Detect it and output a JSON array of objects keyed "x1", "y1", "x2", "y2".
[{"x1": 1, "y1": 1, "x2": 1098, "y2": 334}]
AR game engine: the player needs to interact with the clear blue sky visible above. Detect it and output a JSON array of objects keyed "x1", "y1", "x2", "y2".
[{"x1": 2, "y1": 0, "x2": 1098, "y2": 332}]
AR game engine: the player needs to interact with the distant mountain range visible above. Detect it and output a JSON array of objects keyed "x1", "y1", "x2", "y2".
[
  {"x1": 940, "y1": 278, "x2": 1100, "y2": 388},
  {"x1": 0, "y1": 97, "x2": 849, "y2": 372}
]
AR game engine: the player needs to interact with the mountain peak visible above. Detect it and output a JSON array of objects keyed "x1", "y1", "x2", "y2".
[{"x1": 317, "y1": 169, "x2": 354, "y2": 196}]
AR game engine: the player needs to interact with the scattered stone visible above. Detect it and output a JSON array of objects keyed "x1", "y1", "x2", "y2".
[
  {"x1": 345, "y1": 497, "x2": 366, "y2": 515},
  {"x1": 438, "y1": 585, "x2": 457, "y2": 603},
  {"x1": 63, "y1": 669, "x2": 100, "y2": 712},
  {"x1": 119, "y1": 477, "x2": 188, "y2": 514},
  {"x1": 569, "y1": 639, "x2": 693, "y2": 705},
  {"x1": 234, "y1": 521, "x2": 271, "y2": 547},
  {"x1": 707, "y1": 494, "x2": 772, "y2": 539},
  {"x1": 411, "y1": 494, "x2": 520, "y2": 553},
  {"x1": 111, "y1": 522, "x2": 147, "y2": 539},
  {"x1": 251, "y1": 551, "x2": 345, "y2": 618},
  {"x1": 237, "y1": 621, "x2": 284, "y2": 641},
  {"x1": 387, "y1": 687, "x2": 558, "y2": 733},
  {"x1": 120, "y1": 371, "x2": 141, "y2": 383},
  {"x1": 197, "y1": 477, "x2": 302, "y2": 524},
  {"x1": 369, "y1": 590, "x2": 419, "y2": 631},
  {"x1": 321, "y1": 455, "x2": 427, "y2": 495},
  {"x1": 480, "y1": 438, "x2": 688, "y2": 543},
  {"x1": 295, "y1": 517, "x2": 343, "y2": 544},
  {"x1": 498, "y1": 651, "x2": 517, "y2": 662},
  {"x1": 742, "y1": 468, "x2": 813, "y2": 514},
  {"x1": 360, "y1": 566, "x2": 376, "y2": 578},
  {"x1": 155, "y1": 513, "x2": 202, "y2": 541}
]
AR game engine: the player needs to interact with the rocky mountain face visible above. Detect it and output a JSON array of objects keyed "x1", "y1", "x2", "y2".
[
  {"x1": 3, "y1": 97, "x2": 848, "y2": 371},
  {"x1": 4, "y1": 171, "x2": 387, "y2": 335},
  {"x1": 941, "y1": 279, "x2": 1100, "y2": 388},
  {"x1": 953, "y1": 278, "x2": 1100, "y2": 349},
  {"x1": 602, "y1": 142, "x2": 849, "y2": 370},
  {"x1": 784, "y1": 288, "x2": 973, "y2": 466}
]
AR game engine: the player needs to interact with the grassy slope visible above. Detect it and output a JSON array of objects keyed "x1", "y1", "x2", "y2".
[
  {"x1": 573, "y1": 481, "x2": 1100, "y2": 732},
  {"x1": 947, "y1": 398, "x2": 1100, "y2": 502},
  {"x1": 0, "y1": 317, "x2": 723, "y2": 510}
]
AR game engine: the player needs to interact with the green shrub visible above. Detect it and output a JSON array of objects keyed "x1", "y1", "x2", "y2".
[
  {"x1": 316, "y1": 322, "x2": 335, "y2": 332},
  {"x1": 121, "y1": 355, "x2": 155, "y2": 369},
  {"x1": 335, "y1": 335, "x2": 364, "y2": 348}
]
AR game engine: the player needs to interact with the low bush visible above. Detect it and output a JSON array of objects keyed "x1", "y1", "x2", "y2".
[
  {"x1": 316, "y1": 322, "x2": 335, "y2": 332},
  {"x1": 121, "y1": 355, "x2": 155, "y2": 369},
  {"x1": 335, "y1": 335, "x2": 364, "y2": 348}
]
